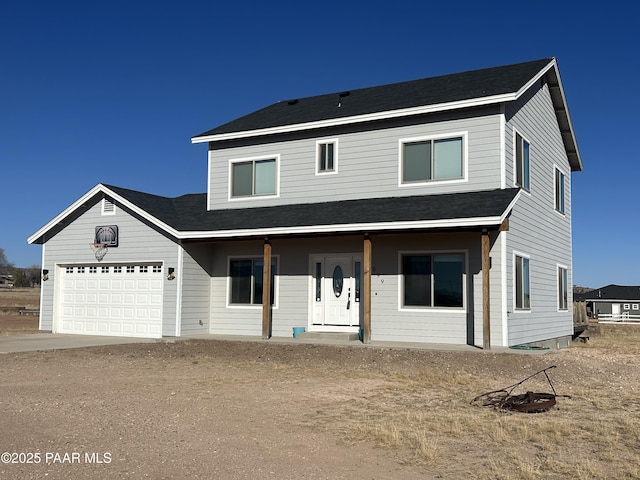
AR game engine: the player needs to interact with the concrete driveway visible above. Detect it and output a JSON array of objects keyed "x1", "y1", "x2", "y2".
[{"x1": 0, "y1": 333, "x2": 158, "y2": 354}]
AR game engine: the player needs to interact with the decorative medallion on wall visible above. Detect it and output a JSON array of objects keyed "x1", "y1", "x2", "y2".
[{"x1": 95, "y1": 225, "x2": 119, "y2": 247}]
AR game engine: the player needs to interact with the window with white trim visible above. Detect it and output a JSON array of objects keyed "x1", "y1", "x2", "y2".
[
  {"x1": 229, "y1": 257, "x2": 277, "y2": 305},
  {"x1": 316, "y1": 140, "x2": 337, "y2": 174},
  {"x1": 401, "y1": 135, "x2": 464, "y2": 184},
  {"x1": 555, "y1": 167, "x2": 565, "y2": 214},
  {"x1": 401, "y1": 253, "x2": 465, "y2": 308},
  {"x1": 515, "y1": 132, "x2": 530, "y2": 191},
  {"x1": 558, "y1": 266, "x2": 568, "y2": 310},
  {"x1": 515, "y1": 254, "x2": 530, "y2": 310},
  {"x1": 231, "y1": 157, "x2": 277, "y2": 198}
]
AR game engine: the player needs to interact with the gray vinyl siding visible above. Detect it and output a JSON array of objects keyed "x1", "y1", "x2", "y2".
[
  {"x1": 38, "y1": 198, "x2": 180, "y2": 335},
  {"x1": 504, "y1": 81, "x2": 573, "y2": 345},
  {"x1": 207, "y1": 108, "x2": 503, "y2": 210},
  {"x1": 179, "y1": 244, "x2": 212, "y2": 335}
]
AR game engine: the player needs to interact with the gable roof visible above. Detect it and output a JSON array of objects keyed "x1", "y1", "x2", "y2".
[
  {"x1": 574, "y1": 285, "x2": 640, "y2": 302},
  {"x1": 28, "y1": 184, "x2": 521, "y2": 244},
  {"x1": 192, "y1": 58, "x2": 581, "y2": 171}
]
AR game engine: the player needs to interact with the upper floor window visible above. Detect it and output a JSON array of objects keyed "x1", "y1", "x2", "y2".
[
  {"x1": 400, "y1": 135, "x2": 464, "y2": 184},
  {"x1": 231, "y1": 157, "x2": 278, "y2": 198},
  {"x1": 558, "y1": 265, "x2": 568, "y2": 310},
  {"x1": 555, "y1": 167, "x2": 565, "y2": 214},
  {"x1": 515, "y1": 132, "x2": 530, "y2": 191},
  {"x1": 401, "y1": 252, "x2": 465, "y2": 309},
  {"x1": 515, "y1": 254, "x2": 531, "y2": 310},
  {"x1": 316, "y1": 140, "x2": 337, "y2": 174}
]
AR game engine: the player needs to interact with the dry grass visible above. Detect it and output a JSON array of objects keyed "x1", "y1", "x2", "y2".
[{"x1": 318, "y1": 325, "x2": 640, "y2": 479}]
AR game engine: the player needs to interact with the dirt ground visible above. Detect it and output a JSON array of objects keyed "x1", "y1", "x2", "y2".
[{"x1": 1, "y1": 289, "x2": 639, "y2": 479}]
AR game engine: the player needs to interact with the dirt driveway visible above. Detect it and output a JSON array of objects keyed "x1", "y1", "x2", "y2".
[{"x1": 1, "y1": 323, "x2": 639, "y2": 480}]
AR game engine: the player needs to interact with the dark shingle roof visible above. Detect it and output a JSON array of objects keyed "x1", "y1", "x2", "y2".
[
  {"x1": 105, "y1": 184, "x2": 519, "y2": 236},
  {"x1": 194, "y1": 58, "x2": 552, "y2": 138},
  {"x1": 574, "y1": 285, "x2": 640, "y2": 302}
]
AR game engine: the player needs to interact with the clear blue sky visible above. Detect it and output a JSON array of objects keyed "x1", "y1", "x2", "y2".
[{"x1": 1, "y1": 1, "x2": 637, "y2": 288}]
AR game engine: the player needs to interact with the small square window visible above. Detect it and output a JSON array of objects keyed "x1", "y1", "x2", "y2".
[
  {"x1": 66, "y1": 267, "x2": 74, "y2": 274},
  {"x1": 78, "y1": 267, "x2": 85, "y2": 273},
  {"x1": 89, "y1": 266, "x2": 97, "y2": 274},
  {"x1": 152, "y1": 265, "x2": 162, "y2": 273},
  {"x1": 632, "y1": 304, "x2": 639, "y2": 311},
  {"x1": 140, "y1": 266, "x2": 148, "y2": 273},
  {"x1": 317, "y1": 140, "x2": 337, "y2": 173},
  {"x1": 126, "y1": 266, "x2": 135, "y2": 273},
  {"x1": 101, "y1": 266, "x2": 110, "y2": 273},
  {"x1": 114, "y1": 266, "x2": 122, "y2": 273},
  {"x1": 624, "y1": 304, "x2": 630, "y2": 310}
]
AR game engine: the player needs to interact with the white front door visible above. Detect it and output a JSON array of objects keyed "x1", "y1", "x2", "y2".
[
  {"x1": 311, "y1": 255, "x2": 361, "y2": 329},
  {"x1": 612, "y1": 303, "x2": 621, "y2": 319}
]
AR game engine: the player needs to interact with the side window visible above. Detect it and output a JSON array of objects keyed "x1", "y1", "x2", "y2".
[
  {"x1": 558, "y1": 266, "x2": 568, "y2": 310},
  {"x1": 555, "y1": 167, "x2": 565, "y2": 214},
  {"x1": 515, "y1": 132, "x2": 530, "y2": 191},
  {"x1": 515, "y1": 254, "x2": 531, "y2": 310},
  {"x1": 401, "y1": 135, "x2": 464, "y2": 184},
  {"x1": 316, "y1": 140, "x2": 337, "y2": 174}
]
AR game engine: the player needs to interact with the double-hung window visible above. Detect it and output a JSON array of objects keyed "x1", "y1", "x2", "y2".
[
  {"x1": 317, "y1": 140, "x2": 337, "y2": 174},
  {"x1": 555, "y1": 167, "x2": 565, "y2": 214},
  {"x1": 515, "y1": 254, "x2": 531, "y2": 310},
  {"x1": 401, "y1": 253, "x2": 465, "y2": 308},
  {"x1": 558, "y1": 266, "x2": 568, "y2": 310},
  {"x1": 229, "y1": 258, "x2": 277, "y2": 305},
  {"x1": 231, "y1": 157, "x2": 277, "y2": 198},
  {"x1": 515, "y1": 132, "x2": 530, "y2": 190},
  {"x1": 401, "y1": 135, "x2": 464, "y2": 184}
]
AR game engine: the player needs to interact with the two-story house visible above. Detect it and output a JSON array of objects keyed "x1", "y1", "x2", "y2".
[{"x1": 28, "y1": 57, "x2": 582, "y2": 349}]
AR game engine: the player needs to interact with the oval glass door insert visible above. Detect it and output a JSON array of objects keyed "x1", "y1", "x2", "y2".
[{"x1": 332, "y1": 266, "x2": 344, "y2": 297}]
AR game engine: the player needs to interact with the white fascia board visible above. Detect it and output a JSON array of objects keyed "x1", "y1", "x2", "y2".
[
  {"x1": 177, "y1": 215, "x2": 506, "y2": 240},
  {"x1": 28, "y1": 184, "x2": 180, "y2": 244},
  {"x1": 191, "y1": 93, "x2": 517, "y2": 144}
]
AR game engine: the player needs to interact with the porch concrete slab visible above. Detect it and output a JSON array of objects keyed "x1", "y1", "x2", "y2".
[
  {"x1": 181, "y1": 334, "x2": 552, "y2": 355},
  {"x1": 0, "y1": 333, "x2": 158, "y2": 354}
]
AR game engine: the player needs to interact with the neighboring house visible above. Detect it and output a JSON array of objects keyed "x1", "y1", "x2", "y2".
[
  {"x1": 574, "y1": 285, "x2": 640, "y2": 321},
  {"x1": 0, "y1": 275, "x2": 14, "y2": 288},
  {"x1": 28, "y1": 58, "x2": 582, "y2": 349}
]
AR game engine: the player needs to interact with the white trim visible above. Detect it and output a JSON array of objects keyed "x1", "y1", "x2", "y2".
[
  {"x1": 397, "y1": 249, "x2": 468, "y2": 312},
  {"x1": 500, "y1": 231, "x2": 508, "y2": 346},
  {"x1": 227, "y1": 154, "x2": 280, "y2": 202},
  {"x1": 207, "y1": 150, "x2": 213, "y2": 211},
  {"x1": 397, "y1": 132, "x2": 468, "y2": 187},
  {"x1": 500, "y1": 108, "x2": 506, "y2": 189},
  {"x1": 315, "y1": 138, "x2": 339, "y2": 175},
  {"x1": 39, "y1": 244, "x2": 46, "y2": 331},
  {"x1": 175, "y1": 246, "x2": 184, "y2": 336}
]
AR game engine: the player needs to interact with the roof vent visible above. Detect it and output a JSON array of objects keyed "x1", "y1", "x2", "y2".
[
  {"x1": 287, "y1": 99, "x2": 299, "y2": 105},
  {"x1": 339, "y1": 91, "x2": 351, "y2": 97}
]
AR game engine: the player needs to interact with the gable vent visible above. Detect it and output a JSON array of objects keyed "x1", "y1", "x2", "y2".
[{"x1": 102, "y1": 198, "x2": 116, "y2": 215}]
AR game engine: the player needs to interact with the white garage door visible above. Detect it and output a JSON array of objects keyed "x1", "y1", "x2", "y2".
[{"x1": 58, "y1": 264, "x2": 164, "y2": 338}]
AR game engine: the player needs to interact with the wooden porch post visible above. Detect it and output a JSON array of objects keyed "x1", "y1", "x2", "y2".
[
  {"x1": 482, "y1": 229, "x2": 491, "y2": 350},
  {"x1": 262, "y1": 237, "x2": 272, "y2": 340},
  {"x1": 363, "y1": 234, "x2": 372, "y2": 343}
]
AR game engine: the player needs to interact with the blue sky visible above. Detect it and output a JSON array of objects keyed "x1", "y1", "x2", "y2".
[{"x1": 1, "y1": 1, "x2": 637, "y2": 288}]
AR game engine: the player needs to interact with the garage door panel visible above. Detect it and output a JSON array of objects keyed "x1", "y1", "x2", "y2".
[{"x1": 57, "y1": 264, "x2": 164, "y2": 339}]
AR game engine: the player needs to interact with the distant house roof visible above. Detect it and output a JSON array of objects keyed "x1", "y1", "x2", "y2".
[
  {"x1": 192, "y1": 58, "x2": 581, "y2": 171},
  {"x1": 28, "y1": 184, "x2": 521, "y2": 244},
  {"x1": 574, "y1": 285, "x2": 640, "y2": 302}
]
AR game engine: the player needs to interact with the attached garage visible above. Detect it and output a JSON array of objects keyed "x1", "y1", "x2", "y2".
[{"x1": 56, "y1": 263, "x2": 164, "y2": 338}]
